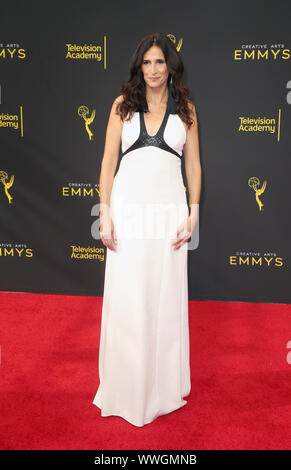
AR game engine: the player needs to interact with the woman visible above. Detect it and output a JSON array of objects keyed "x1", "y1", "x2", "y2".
[{"x1": 92, "y1": 32, "x2": 201, "y2": 427}]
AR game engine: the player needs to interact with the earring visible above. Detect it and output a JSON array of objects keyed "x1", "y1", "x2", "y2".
[{"x1": 170, "y1": 75, "x2": 173, "y2": 84}]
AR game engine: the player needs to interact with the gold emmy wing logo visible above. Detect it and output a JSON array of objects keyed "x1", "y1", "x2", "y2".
[
  {"x1": 167, "y1": 34, "x2": 183, "y2": 52},
  {"x1": 248, "y1": 177, "x2": 267, "y2": 211},
  {"x1": 78, "y1": 105, "x2": 96, "y2": 140},
  {"x1": 0, "y1": 171, "x2": 14, "y2": 203}
]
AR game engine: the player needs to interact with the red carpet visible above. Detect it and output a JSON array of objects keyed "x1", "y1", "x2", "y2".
[{"x1": 0, "y1": 291, "x2": 291, "y2": 450}]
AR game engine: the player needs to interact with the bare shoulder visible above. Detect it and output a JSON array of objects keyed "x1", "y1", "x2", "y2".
[
  {"x1": 187, "y1": 100, "x2": 197, "y2": 124},
  {"x1": 113, "y1": 94, "x2": 124, "y2": 105},
  {"x1": 108, "y1": 95, "x2": 124, "y2": 128},
  {"x1": 112, "y1": 94, "x2": 124, "y2": 113}
]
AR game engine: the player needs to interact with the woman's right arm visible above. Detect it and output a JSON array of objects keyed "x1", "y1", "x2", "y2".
[{"x1": 99, "y1": 94, "x2": 124, "y2": 250}]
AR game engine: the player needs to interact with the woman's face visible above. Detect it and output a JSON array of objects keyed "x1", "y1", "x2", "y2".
[{"x1": 141, "y1": 45, "x2": 169, "y2": 88}]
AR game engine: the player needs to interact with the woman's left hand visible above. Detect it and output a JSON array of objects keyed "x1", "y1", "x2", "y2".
[{"x1": 172, "y1": 211, "x2": 198, "y2": 250}]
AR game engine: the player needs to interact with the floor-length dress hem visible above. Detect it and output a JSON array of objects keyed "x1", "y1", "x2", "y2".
[{"x1": 92, "y1": 395, "x2": 189, "y2": 428}]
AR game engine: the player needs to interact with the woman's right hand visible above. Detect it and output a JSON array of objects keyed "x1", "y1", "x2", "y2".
[{"x1": 100, "y1": 213, "x2": 118, "y2": 251}]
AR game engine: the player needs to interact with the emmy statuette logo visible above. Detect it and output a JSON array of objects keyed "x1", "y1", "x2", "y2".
[
  {"x1": 78, "y1": 105, "x2": 96, "y2": 140},
  {"x1": 0, "y1": 171, "x2": 14, "y2": 204},
  {"x1": 248, "y1": 177, "x2": 267, "y2": 211},
  {"x1": 167, "y1": 34, "x2": 183, "y2": 52}
]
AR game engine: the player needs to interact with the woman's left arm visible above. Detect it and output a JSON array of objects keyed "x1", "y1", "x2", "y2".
[
  {"x1": 172, "y1": 102, "x2": 202, "y2": 250},
  {"x1": 183, "y1": 102, "x2": 202, "y2": 225}
]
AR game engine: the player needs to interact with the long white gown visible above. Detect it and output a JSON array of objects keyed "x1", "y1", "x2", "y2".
[{"x1": 92, "y1": 85, "x2": 191, "y2": 427}]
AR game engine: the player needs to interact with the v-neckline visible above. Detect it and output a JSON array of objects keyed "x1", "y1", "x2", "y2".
[{"x1": 142, "y1": 91, "x2": 169, "y2": 137}]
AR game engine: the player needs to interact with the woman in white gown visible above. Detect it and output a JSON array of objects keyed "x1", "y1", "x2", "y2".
[{"x1": 92, "y1": 32, "x2": 201, "y2": 427}]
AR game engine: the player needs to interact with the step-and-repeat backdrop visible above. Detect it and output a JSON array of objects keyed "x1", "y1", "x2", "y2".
[{"x1": 1, "y1": 1, "x2": 290, "y2": 303}]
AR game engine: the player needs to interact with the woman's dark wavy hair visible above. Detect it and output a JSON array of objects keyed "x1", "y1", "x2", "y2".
[{"x1": 116, "y1": 32, "x2": 195, "y2": 129}]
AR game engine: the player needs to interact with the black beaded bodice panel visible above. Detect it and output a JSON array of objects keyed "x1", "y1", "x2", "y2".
[{"x1": 121, "y1": 107, "x2": 182, "y2": 160}]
